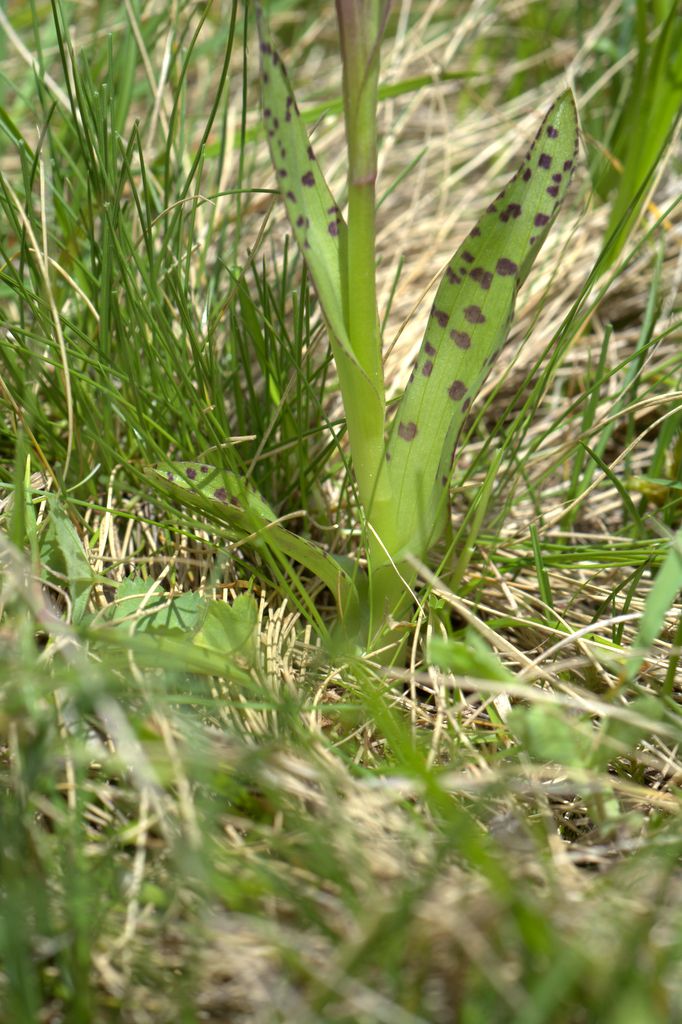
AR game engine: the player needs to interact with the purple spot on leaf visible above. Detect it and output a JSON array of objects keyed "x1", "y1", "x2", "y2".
[
  {"x1": 523, "y1": 168, "x2": 532, "y2": 181},
  {"x1": 301, "y1": 171, "x2": 315, "y2": 187},
  {"x1": 431, "y1": 307, "x2": 449, "y2": 328},
  {"x1": 448, "y1": 380, "x2": 467, "y2": 401},
  {"x1": 166, "y1": 471, "x2": 174, "y2": 481},
  {"x1": 425, "y1": 341, "x2": 436, "y2": 356},
  {"x1": 200, "y1": 465, "x2": 209, "y2": 473},
  {"x1": 496, "y1": 257, "x2": 518, "y2": 276},
  {"x1": 563, "y1": 159, "x2": 573, "y2": 171},
  {"x1": 328, "y1": 221, "x2": 339, "y2": 236},
  {"x1": 214, "y1": 488, "x2": 228, "y2": 502},
  {"x1": 499, "y1": 203, "x2": 521, "y2": 222},
  {"x1": 547, "y1": 125, "x2": 558, "y2": 138},
  {"x1": 398, "y1": 421, "x2": 418, "y2": 441},
  {"x1": 462, "y1": 251, "x2": 475, "y2": 264},
  {"x1": 422, "y1": 360, "x2": 433, "y2": 376},
  {"x1": 470, "y1": 226, "x2": 481, "y2": 237},
  {"x1": 307, "y1": 145, "x2": 316, "y2": 161},
  {"x1": 286, "y1": 191, "x2": 296, "y2": 202},
  {"x1": 552, "y1": 173, "x2": 562, "y2": 183},
  {"x1": 464, "y1": 305, "x2": 485, "y2": 324},
  {"x1": 451, "y1": 329, "x2": 471, "y2": 349},
  {"x1": 538, "y1": 153, "x2": 552, "y2": 169},
  {"x1": 470, "y1": 267, "x2": 493, "y2": 290},
  {"x1": 547, "y1": 185, "x2": 559, "y2": 197},
  {"x1": 534, "y1": 213, "x2": 549, "y2": 226},
  {"x1": 446, "y1": 267, "x2": 461, "y2": 285},
  {"x1": 186, "y1": 468, "x2": 197, "y2": 480}
]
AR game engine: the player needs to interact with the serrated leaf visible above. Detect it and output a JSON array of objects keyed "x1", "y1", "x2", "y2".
[
  {"x1": 194, "y1": 594, "x2": 258, "y2": 659},
  {"x1": 387, "y1": 92, "x2": 579, "y2": 556},
  {"x1": 105, "y1": 578, "x2": 205, "y2": 634}
]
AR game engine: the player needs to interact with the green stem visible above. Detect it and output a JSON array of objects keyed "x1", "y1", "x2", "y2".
[{"x1": 335, "y1": 1, "x2": 405, "y2": 637}]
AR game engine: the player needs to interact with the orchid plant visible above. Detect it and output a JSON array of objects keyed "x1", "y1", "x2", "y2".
[{"x1": 150, "y1": 1, "x2": 579, "y2": 653}]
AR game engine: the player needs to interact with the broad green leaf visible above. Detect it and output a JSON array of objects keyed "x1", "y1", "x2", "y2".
[
  {"x1": 100, "y1": 577, "x2": 256, "y2": 658},
  {"x1": 194, "y1": 594, "x2": 258, "y2": 659},
  {"x1": 507, "y1": 704, "x2": 594, "y2": 769},
  {"x1": 103, "y1": 578, "x2": 205, "y2": 633},
  {"x1": 428, "y1": 631, "x2": 514, "y2": 683},
  {"x1": 602, "y1": 694, "x2": 664, "y2": 752},
  {"x1": 387, "y1": 92, "x2": 579, "y2": 557},
  {"x1": 255, "y1": 5, "x2": 355, "y2": 369},
  {"x1": 145, "y1": 461, "x2": 357, "y2": 613}
]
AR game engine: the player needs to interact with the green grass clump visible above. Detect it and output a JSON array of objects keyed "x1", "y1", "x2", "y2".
[{"x1": 1, "y1": 1, "x2": 682, "y2": 1021}]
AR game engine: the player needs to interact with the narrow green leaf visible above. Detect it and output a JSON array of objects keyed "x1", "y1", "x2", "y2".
[
  {"x1": 145, "y1": 461, "x2": 357, "y2": 612},
  {"x1": 387, "y1": 91, "x2": 579, "y2": 557},
  {"x1": 255, "y1": 5, "x2": 354, "y2": 367},
  {"x1": 146, "y1": 460, "x2": 275, "y2": 530},
  {"x1": 603, "y1": 4, "x2": 682, "y2": 266}
]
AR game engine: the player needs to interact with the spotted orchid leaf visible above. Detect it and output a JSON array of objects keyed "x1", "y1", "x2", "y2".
[
  {"x1": 386, "y1": 91, "x2": 579, "y2": 557},
  {"x1": 256, "y1": 6, "x2": 358, "y2": 370},
  {"x1": 256, "y1": 5, "x2": 390, "y2": 572},
  {"x1": 145, "y1": 461, "x2": 358, "y2": 613}
]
